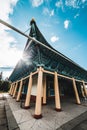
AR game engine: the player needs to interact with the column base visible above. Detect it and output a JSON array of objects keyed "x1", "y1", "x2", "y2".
[
  {"x1": 42, "y1": 103, "x2": 47, "y2": 105},
  {"x1": 55, "y1": 108, "x2": 62, "y2": 112},
  {"x1": 24, "y1": 106, "x2": 30, "y2": 109},
  {"x1": 16, "y1": 100, "x2": 20, "y2": 102},
  {"x1": 75, "y1": 102, "x2": 81, "y2": 105},
  {"x1": 34, "y1": 114, "x2": 42, "y2": 119}
]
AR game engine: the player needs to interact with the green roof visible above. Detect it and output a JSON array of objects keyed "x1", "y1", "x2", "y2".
[{"x1": 9, "y1": 19, "x2": 87, "y2": 82}]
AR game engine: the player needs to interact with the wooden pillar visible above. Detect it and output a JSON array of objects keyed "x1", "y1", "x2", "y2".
[
  {"x1": 24, "y1": 73, "x2": 32, "y2": 108},
  {"x1": 72, "y1": 78, "x2": 81, "y2": 104},
  {"x1": 16, "y1": 79, "x2": 23, "y2": 102},
  {"x1": 9, "y1": 84, "x2": 13, "y2": 95},
  {"x1": 10, "y1": 84, "x2": 13, "y2": 95},
  {"x1": 11, "y1": 84, "x2": 15, "y2": 96},
  {"x1": 81, "y1": 85, "x2": 85, "y2": 98},
  {"x1": 13, "y1": 82, "x2": 18, "y2": 98},
  {"x1": 83, "y1": 81, "x2": 87, "y2": 97},
  {"x1": 12, "y1": 83, "x2": 16, "y2": 96},
  {"x1": 54, "y1": 72, "x2": 61, "y2": 111},
  {"x1": 43, "y1": 75, "x2": 46, "y2": 105},
  {"x1": 34, "y1": 67, "x2": 43, "y2": 119}
]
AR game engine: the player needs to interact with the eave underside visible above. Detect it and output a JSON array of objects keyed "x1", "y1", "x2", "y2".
[{"x1": 9, "y1": 42, "x2": 87, "y2": 82}]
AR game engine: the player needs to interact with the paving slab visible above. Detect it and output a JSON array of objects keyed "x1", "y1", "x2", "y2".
[
  {"x1": 6, "y1": 94, "x2": 87, "y2": 130},
  {"x1": 5, "y1": 102, "x2": 20, "y2": 130},
  {"x1": 62, "y1": 112, "x2": 87, "y2": 130},
  {"x1": 0, "y1": 100, "x2": 8, "y2": 130}
]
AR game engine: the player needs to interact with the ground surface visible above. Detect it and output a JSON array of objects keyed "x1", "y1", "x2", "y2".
[
  {"x1": 72, "y1": 120, "x2": 87, "y2": 130},
  {"x1": 7, "y1": 95, "x2": 87, "y2": 130},
  {"x1": 0, "y1": 93, "x2": 87, "y2": 130},
  {"x1": 0, "y1": 99, "x2": 8, "y2": 130}
]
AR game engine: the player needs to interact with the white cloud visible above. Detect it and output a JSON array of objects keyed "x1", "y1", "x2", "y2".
[
  {"x1": 31, "y1": 0, "x2": 43, "y2": 7},
  {"x1": 55, "y1": 0, "x2": 63, "y2": 7},
  {"x1": 2, "y1": 70, "x2": 13, "y2": 79},
  {"x1": 82, "y1": 0, "x2": 86, "y2": 3},
  {"x1": 43, "y1": 8, "x2": 49, "y2": 15},
  {"x1": 74, "y1": 13, "x2": 79, "y2": 19},
  {"x1": 0, "y1": 0, "x2": 23, "y2": 79},
  {"x1": 0, "y1": 31, "x2": 22, "y2": 67},
  {"x1": 65, "y1": 0, "x2": 79, "y2": 9},
  {"x1": 64, "y1": 20, "x2": 70, "y2": 29},
  {"x1": 65, "y1": 0, "x2": 87, "y2": 9},
  {"x1": 50, "y1": 10, "x2": 54, "y2": 16},
  {"x1": 55, "y1": 0, "x2": 87, "y2": 11},
  {"x1": 55, "y1": 0, "x2": 64, "y2": 11},
  {"x1": 43, "y1": 8, "x2": 54, "y2": 16},
  {"x1": 51, "y1": 36, "x2": 59, "y2": 43},
  {"x1": 0, "y1": 0, "x2": 18, "y2": 22}
]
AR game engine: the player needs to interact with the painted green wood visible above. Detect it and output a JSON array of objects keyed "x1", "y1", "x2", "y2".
[{"x1": 9, "y1": 19, "x2": 87, "y2": 82}]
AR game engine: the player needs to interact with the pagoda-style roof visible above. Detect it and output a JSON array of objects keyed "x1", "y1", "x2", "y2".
[{"x1": 9, "y1": 19, "x2": 87, "y2": 82}]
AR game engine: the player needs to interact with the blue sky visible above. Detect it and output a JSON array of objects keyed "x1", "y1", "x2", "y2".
[{"x1": 0, "y1": 0, "x2": 87, "y2": 79}]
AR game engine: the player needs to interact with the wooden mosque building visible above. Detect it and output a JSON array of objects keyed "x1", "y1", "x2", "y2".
[{"x1": 9, "y1": 19, "x2": 87, "y2": 119}]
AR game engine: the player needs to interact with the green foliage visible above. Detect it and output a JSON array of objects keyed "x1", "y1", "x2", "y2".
[{"x1": 0, "y1": 80, "x2": 10, "y2": 92}]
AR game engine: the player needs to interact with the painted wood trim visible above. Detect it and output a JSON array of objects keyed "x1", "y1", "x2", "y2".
[{"x1": 43, "y1": 69, "x2": 54, "y2": 75}]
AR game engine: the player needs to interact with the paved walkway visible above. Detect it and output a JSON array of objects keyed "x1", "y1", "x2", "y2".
[
  {"x1": 6, "y1": 95, "x2": 87, "y2": 130},
  {"x1": 72, "y1": 120, "x2": 87, "y2": 130},
  {"x1": 0, "y1": 100, "x2": 8, "y2": 130},
  {"x1": 57, "y1": 109, "x2": 87, "y2": 130}
]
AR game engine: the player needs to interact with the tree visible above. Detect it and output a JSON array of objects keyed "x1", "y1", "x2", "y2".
[
  {"x1": 0, "y1": 72, "x2": 2, "y2": 81},
  {"x1": 0, "y1": 80, "x2": 10, "y2": 92}
]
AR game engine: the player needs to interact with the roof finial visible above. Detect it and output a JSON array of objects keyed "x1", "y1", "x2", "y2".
[{"x1": 30, "y1": 18, "x2": 36, "y2": 25}]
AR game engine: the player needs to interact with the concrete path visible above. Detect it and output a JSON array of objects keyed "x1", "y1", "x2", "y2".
[
  {"x1": 0, "y1": 100, "x2": 8, "y2": 130},
  {"x1": 6, "y1": 95, "x2": 87, "y2": 130},
  {"x1": 57, "y1": 110, "x2": 87, "y2": 130},
  {"x1": 72, "y1": 120, "x2": 87, "y2": 130}
]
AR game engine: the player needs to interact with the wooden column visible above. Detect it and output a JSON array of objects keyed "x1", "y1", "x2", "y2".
[
  {"x1": 24, "y1": 73, "x2": 32, "y2": 109},
  {"x1": 16, "y1": 79, "x2": 23, "y2": 102},
  {"x1": 9, "y1": 84, "x2": 13, "y2": 95},
  {"x1": 34, "y1": 67, "x2": 43, "y2": 119},
  {"x1": 43, "y1": 75, "x2": 46, "y2": 105},
  {"x1": 81, "y1": 85, "x2": 85, "y2": 97},
  {"x1": 13, "y1": 82, "x2": 18, "y2": 98},
  {"x1": 54, "y1": 72, "x2": 61, "y2": 111},
  {"x1": 10, "y1": 84, "x2": 13, "y2": 95},
  {"x1": 11, "y1": 84, "x2": 15, "y2": 96},
  {"x1": 83, "y1": 81, "x2": 87, "y2": 97},
  {"x1": 12, "y1": 83, "x2": 16, "y2": 96},
  {"x1": 72, "y1": 78, "x2": 81, "y2": 104}
]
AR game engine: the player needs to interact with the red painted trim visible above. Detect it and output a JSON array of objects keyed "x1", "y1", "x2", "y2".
[
  {"x1": 24, "y1": 106, "x2": 30, "y2": 109},
  {"x1": 55, "y1": 108, "x2": 62, "y2": 112},
  {"x1": 33, "y1": 114, "x2": 42, "y2": 119}
]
